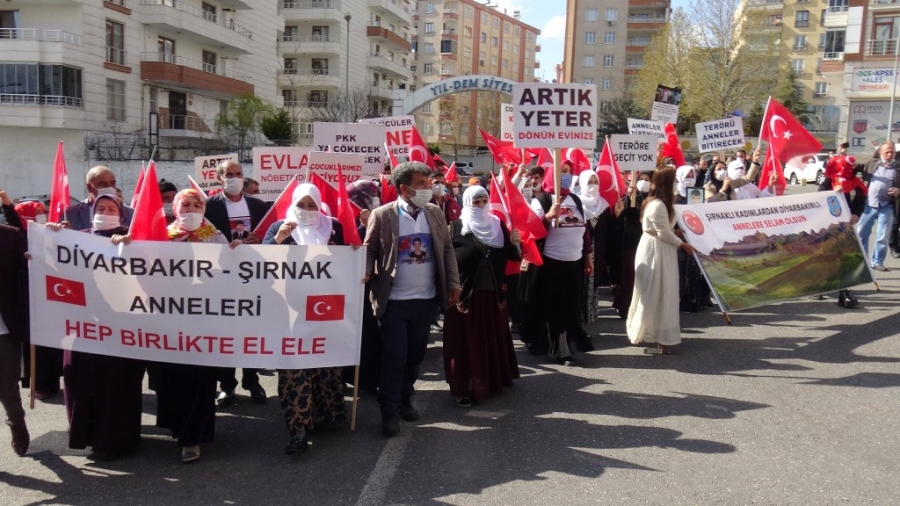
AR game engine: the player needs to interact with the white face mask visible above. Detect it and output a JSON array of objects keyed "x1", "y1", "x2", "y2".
[
  {"x1": 92, "y1": 213, "x2": 120, "y2": 231},
  {"x1": 584, "y1": 184, "x2": 600, "y2": 197},
  {"x1": 177, "y1": 212, "x2": 204, "y2": 231},
  {"x1": 522, "y1": 185, "x2": 534, "y2": 199},
  {"x1": 163, "y1": 203, "x2": 175, "y2": 217},
  {"x1": 295, "y1": 207, "x2": 319, "y2": 226},
  {"x1": 371, "y1": 196, "x2": 381, "y2": 208},
  {"x1": 34, "y1": 214, "x2": 47, "y2": 224},
  {"x1": 715, "y1": 169, "x2": 727, "y2": 182},
  {"x1": 682, "y1": 177, "x2": 696, "y2": 188},
  {"x1": 95, "y1": 187, "x2": 117, "y2": 198},
  {"x1": 432, "y1": 184, "x2": 446, "y2": 197},
  {"x1": 409, "y1": 188, "x2": 433, "y2": 208},
  {"x1": 222, "y1": 177, "x2": 243, "y2": 196},
  {"x1": 636, "y1": 180, "x2": 651, "y2": 193}
]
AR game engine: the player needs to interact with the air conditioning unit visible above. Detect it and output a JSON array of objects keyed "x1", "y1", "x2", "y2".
[{"x1": 479, "y1": 59, "x2": 485, "y2": 66}]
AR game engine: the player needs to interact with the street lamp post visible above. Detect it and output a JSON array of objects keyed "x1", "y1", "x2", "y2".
[
  {"x1": 887, "y1": 31, "x2": 900, "y2": 142},
  {"x1": 344, "y1": 13, "x2": 351, "y2": 122}
]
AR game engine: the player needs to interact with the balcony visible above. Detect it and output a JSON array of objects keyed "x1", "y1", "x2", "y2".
[
  {"x1": 0, "y1": 93, "x2": 86, "y2": 129},
  {"x1": 823, "y1": 6, "x2": 848, "y2": 28},
  {"x1": 281, "y1": 1, "x2": 344, "y2": 22},
  {"x1": 0, "y1": 28, "x2": 85, "y2": 64},
  {"x1": 279, "y1": 35, "x2": 340, "y2": 55},
  {"x1": 870, "y1": 0, "x2": 900, "y2": 6},
  {"x1": 157, "y1": 113, "x2": 215, "y2": 138},
  {"x1": 822, "y1": 51, "x2": 844, "y2": 61},
  {"x1": 278, "y1": 67, "x2": 342, "y2": 88},
  {"x1": 441, "y1": 52, "x2": 458, "y2": 61},
  {"x1": 140, "y1": 53, "x2": 254, "y2": 97},
  {"x1": 866, "y1": 39, "x2": 898, "y2": 56},
  {"x1": 369, "y1": 85, "x2": 395, "y2": 99},
  {"x1": 535, "y1": 44, "x2": 541, "y2": 52},
  {"x1": 367, "y1": 54, "x2": 410, "y2": 77},
  {"x1": 442, "y1": 8, "x2": 459, "y2": 19},
  {"x1": 367, "y1": 22, "x2": 412, "y2": 52},
  {"x1": 441, "y1": 30, "x2": 458, "y2": 39},
  {"x1": 627, "y1": 16, "x2": 667, "y2": 30},
  {"x1": 367, "y1": 0, "x2": 411, "y2": 22},
  {"x1": 139, "y1": 0, "x2": 252, "y2": 54},
  {"x1": 746, "y1": 0, "x2": 784, "y2": 10}
]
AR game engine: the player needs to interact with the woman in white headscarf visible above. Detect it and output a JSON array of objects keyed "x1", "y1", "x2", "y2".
[
  {"x1": 574, "y1": 169, "x2": 610, "y2": 326},
  {"x1": 443, "y1": 185, "x2": 521, "y2": 407},
  {"x1": 725, "y1": 149, "x2": 773, "y2": 200},
  {"x1": 263, "y1": 183, "x2": 347, "y2": 456},
  {"x1": 674, "y1": 165, "x2": 698, "y2": 205}
]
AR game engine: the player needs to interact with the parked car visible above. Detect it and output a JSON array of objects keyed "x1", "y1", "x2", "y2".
[
  {"x1": 453, "y1": 161, "x2": 475, "y2": 176},
  {"x1": 784, "y1": 153, "x2": 829, "y2": 186}
]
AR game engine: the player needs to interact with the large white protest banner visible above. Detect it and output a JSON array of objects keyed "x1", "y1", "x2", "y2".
[
  {"x1": 627, "y1": 119, "x2": 666, "y2": 140},
  {"x1": 608, "y1": 134, "x2": 658, "y2": 171},
  {"x1": 500, "y1": 103, "x2": 514, "y2": 142},
  {"x1": 512, "y1": 83, "x2": 597, "y2": 149},
  {"x1": 308, "y1": 151, "x2": 371, "y2": 188},
  {"x1": 695, "y1": 117, "x2": 745, "y2": 153},
  {"x1": 252, "y1": 147, "x2": 311, "y2": 201},
  {"x1": 28, "y1": 225, "x2": 365, "y2": 369},
  {"x1": 359, "y1": 115, "x2": 414, "y2": 159},
  {"x1": 675, "y1": 192, "x2": 872, "y2": 312},
  {"x1": 313, "y1": 122, "x2": 386, "y2": 176},
  {"x1": 193, "y1": 154, "x2": 238, "y2": 191}
]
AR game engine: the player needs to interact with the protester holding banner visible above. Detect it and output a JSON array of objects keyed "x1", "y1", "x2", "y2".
[
  {"x1": 627, "y1": 168, "x2": 697, "y2": 355},
  {"x1": 65, "y1": 166, "x2": 135, "y2": 231},
  {"x1": 261, "y1": 183, "x2": 349, "y2": 454},
  {"x1": 49, "y1": 194, "x2": 146, "y2": 459},
  {"x1": 204, "y1": 160, "x2": 269, "y2": 407},
  {"x1": 364, "y1": 162, "x2": 461, "y2": 437},
  {"x1": 674, "y1": 165, "x2": 699, "y2": 205},
  {"x1": 444, "y1": 185, "x2": 521, "y2": 407},
  {"x1": 859, "y1": 142, "x2": 900, "y2": 272},
  {"x1": 0, "y1": 222, "x2": 29, "y2": 456}
]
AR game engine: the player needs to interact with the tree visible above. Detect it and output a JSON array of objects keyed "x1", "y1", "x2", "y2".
[
  {"x1": 304, "y1": 88, "x2": 378, "y2": 124},
  {"x1": 438, "y1": 99, "x2": 470, "y2": 159},
  {"x1": 260, "y1": 109, "x2": 295, "y2": 146},
  {"x1": 215, "y1": 94, "x2": 273, "y2": 161},
  {"x1": 598, "y1": 95, "x2": 646, "y2": 138}
]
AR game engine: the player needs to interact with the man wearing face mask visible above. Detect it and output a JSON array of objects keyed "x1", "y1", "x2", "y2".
[
  {"x1": 364, "y1": 162, "x2": 461, "y2": 437},
  {"x1": 159, "y1": 179, "x2": 178, "y2": 226},
  {"x1": 428, "y1": 171, "x2": 461, "y2": 223},
  {"x1": 64, "y1": 166, "x2": 134, "y2": 231},
  {"x1": 203, "y1": 160, "x2": 270, "y2": 406}
]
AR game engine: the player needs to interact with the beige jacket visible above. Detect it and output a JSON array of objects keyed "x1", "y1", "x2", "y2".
[{"x1": 364, "y1": 200, "x2": 461, "y2": 318}]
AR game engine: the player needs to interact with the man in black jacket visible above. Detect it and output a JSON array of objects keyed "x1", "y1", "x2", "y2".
[{"x1": 0, "y1": 223, "x2": 29, "y2": 456}]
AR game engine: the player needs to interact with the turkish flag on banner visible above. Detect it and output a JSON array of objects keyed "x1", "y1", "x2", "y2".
[
  {"x1": 310, "y1": 172, "x2": 339, "y2": 217},
  {"x1": 45, "y1": 275, "x2": 86, "y2": 306},
  {"x1": 253, "y1": 176, "x2": 299, "y2": 236},
  {"x1": 407, "y1": 126, "x2": 434, "y2": 168},
  {"x1": 306, "y1": 294, "x2": 345, "y2": 321},
  {"x1": 597, "y1": 141, "x2": 628, "y2": 208},
  {"x1": 760, "y1": 97, "x2": 822, "y2": 164},
  {"x1": 335, "y1": 163, "x2": 362, "y2": 246},
  {"x1": 757, "y1": 143, "x2": 788, "y2": 196},
  {"x1": 48, "y1": 141, "x2": 70, "y2": 223},
  {"x1": 129, "y1": 161, "x2": 168, "y2": 241},
  {"x1": 660, "y1": 123, "x2": 686, "y2": 167},
  {"x1": 187, "y1": 175, "x2": 208, "y2": 201},
  {"x1": 130, "y1": 165, "x2": 145, "y2": 208}
]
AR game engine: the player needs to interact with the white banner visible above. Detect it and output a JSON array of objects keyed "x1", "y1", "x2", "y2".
[
  {"x1": 193, "y1": 154, "x2": 238, "y2": 191},
  {"x1": 252, "y1": 147, "x2": 311, "y2": 201},
  {"x1": 359, "y1": 115, "x2": 414, "y2": 159},
  {"x1": 308, "y1": 151, "x2": 371, "y2": 189},
  {"x1": 695, "y1": 117, "x2": 745, "y2": 153},
  {"x1": 627, "y1": 118, "x2": 666, "y2": 139},
  {"x1": 608, "y1": 134, "x2": 658, "y2": 172},
  {"x1": 501, "y1": 103, "x2": 514, "y2": 142},
  {"x1": 313, "y1": 122, "x2": 386, "y2": 176},
  {"x1": 851, "y1": 68, "x2": 896, "y2": 93},
  {"x1": 512, "y1": 83, "x2": 597, "y2": 149},
  {"x1": 650, "y1": 84, "x2": 680, "y2": 124},
  {"x1": 28, "y1": 225, "x2": 365, "y2": 369}
]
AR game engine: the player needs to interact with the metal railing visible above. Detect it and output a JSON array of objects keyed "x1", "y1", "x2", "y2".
[
  {"x1": 866, "y1": 39, "x2": 898, "y2": 55},
  {"x1": 283, "y1": 0, "x2": 341, "y2": 8},
  {"x1": 281, "y1": 67, "x2": 339, "y2": 76},
  {"x1": 157, "y1": 114, "x2": 211, "y2": 132},
  {"x1": 283, "y1": 100, "x2": 329, "y2": 108},
  {"x1": 282, "y1": 35, "x2": 337, "y2": 43},
  {"x1": 0, "y1": 28, "x2": 82, "y2": 45},
  {"x1": 822, "y1": 51, "x2": 844, "y2": 61},
  {"x1": 826, "y1": 5, "x2": 849, "y2": 12},
  {"x1": 141, "y1": 52, "x2": 251, "y2": 80},
  {"x1": 106, "y1": 46, "x2": 127, "y2": 65},
  {"x1": 627, "y1": 16, "x2": 667, "y2": 23},
  {"x1": 368, "y1": 54, "x2": 408, "y2": 67},
  {"x1": 140, "y1": 0, "x2": 252, "y2": 39},
  {"x1": 0, "y1": 94, "x2": 82, "y2": 107},
  {"x1": 870, "y1": 0, "x2": 900, "y2": 5}
]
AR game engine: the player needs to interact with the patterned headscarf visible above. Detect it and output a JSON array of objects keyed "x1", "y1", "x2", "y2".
[{"x1": 167, "y1": 189, "x2": 218, "y2": 242}]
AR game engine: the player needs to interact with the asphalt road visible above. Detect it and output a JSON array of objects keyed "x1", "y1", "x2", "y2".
[{"x1": 2, "y1": 182, "x2": 897, "y2": 505}]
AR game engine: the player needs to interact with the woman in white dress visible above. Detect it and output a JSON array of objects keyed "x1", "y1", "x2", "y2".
[{"x1": 626, "y1": 167, "x2": 697, "y2": 355}]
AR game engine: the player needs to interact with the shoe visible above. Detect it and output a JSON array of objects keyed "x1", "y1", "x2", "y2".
[
  {"x1": 247, "y1": 384, "x2": 267, "y2": 404},
  {"x1": 399, "y1": 403, "x2": 419, "y2": 422},
  {"x1": 285, "y1": 434, "x2": 309, "y2": 455},
  {"x1": 34, "y1": 389, "x2": 58, "y2": 401},
  {"x1": 838, "y1": 290, "x2": 860, "y2": 309},
  {"x1": 181, "y1": 445, "x2": 200, "y2": 463},
  {"x1": 216, "y1": 389, "x2": 235, "y2": 407},
  {"x1": 9, "y1": 423, "x2": 29, "y2": 456},
  {"x1": 644, "y1": 345, "x2": 673, "y2": 355},
  {"x1": 873, "y1": 264, "x2": 889, "y2": 272},
  {"x1": 556, "y1": 356, "x2": 578, "y2": 366},
  {"x1": 891, "y1": 249, "x2": 900, "y2": 258},
  {"x1": 456, "y1": 397, "x2": 472, "y2": 408},
  {"x1": 382, "y1": 415, "x2": 400, "y2": 437}
]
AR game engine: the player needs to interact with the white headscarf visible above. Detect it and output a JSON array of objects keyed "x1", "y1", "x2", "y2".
[
  {"x1": 576, "y1": 170, "x2": 608, "y2": 220},
  {"x1": 727, "y1": 159, "x2": 746, "y2": 179},
  {"x1": 460, "y1": 185, "x2": 503, "y2": 248},
  {"x1": 675, "y1": 165, "x2": 697, "y2": 198},
  {"x1": 284, "y1": 183, "x2": 333, "y2": 245}
]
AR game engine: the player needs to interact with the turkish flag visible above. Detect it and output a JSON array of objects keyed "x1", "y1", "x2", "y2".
[
  {"x1": 306, "y1": 294, "x2": 345, "y2": 321},
  {"x1": 310, "y1": 172, "x2": 339, "y2": 218},
  {"x1": 760, "y1": 97, "x2": 822, "y2": 165},
  {"x1": 488, "y1": 175, "x2": 510, "y2": 224},
  {"x1": 597, "y1": 140, "x2": 628, "y2": 208},
  {"x1": 129, "y1": 161, "x2": 169, "y2": 241},
  {"x1": 130, "y1": 164, "x2": 145, "y2": 208},
  {"x1": 253, "y1": 176, "x2": 299, "y2": 236},
  {"x1": 757, "y1": 146, "x2": 787, "y2": 196},
  {"x1": 660, "y1": 123, "x2": 686, "y2": 167},
  {"x1": 46, "y1": 275, "x2": 86, "y2": 306},
  {"x1": 563, "y1": 148, "x2": 591, "y2": 175},
  {"x1": 444, "y1": 162, "x2": 459, "y2": 183},
  {"x1": 335, "y1": 162, "x2": 362, "y2": 246},
  {"x1": 380, "y1": 174, "x2": 397, "y2": 204},
  {"x1": 407, "y1": 126, "x2": 434, "y2": 168},
  {"x1": 385, "y1": 142, "x2": 399, "y2": 168},
  {"x1": 187, "y1": 175, "x2": 208, "y2": 201},
  {"x1": 48, "y1": 141, "x2": 70, "y2": 223},
  {"x1": 479, "y1": 128, "x2": 514, "y2": 165}
]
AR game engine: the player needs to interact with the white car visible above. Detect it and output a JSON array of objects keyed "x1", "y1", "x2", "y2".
[{"x1": 784, "y1": 153, "x2": 829, "y2": 186}]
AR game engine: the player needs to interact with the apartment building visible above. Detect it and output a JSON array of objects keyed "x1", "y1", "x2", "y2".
[
  {"x1": 0, "y1": 0, "x2": 282, "y2": 198},
  {"x1": 562, "y1": 0, "x2": 670, "y2": 116},
  {"x1": 279, "y1": 0, "x2": 414, "y2": 144},
  {"x1": 410, "y1": 0, "x2": 540, "y2": 151}
]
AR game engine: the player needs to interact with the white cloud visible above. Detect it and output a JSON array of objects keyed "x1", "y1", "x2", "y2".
[{"x1": 541, "y1": 15, "x2": 566, "y2": 39}]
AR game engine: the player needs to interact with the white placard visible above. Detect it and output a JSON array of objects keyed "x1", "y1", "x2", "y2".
[
  {"x1": 695, "y1": 117, "x2": 746, "y2": 153},
  {"x1": 608, "y1": 134, "x2": 658, "y2": 172},
  {"x1": 650, "y1": 102, "x2": 679, "y2": 124},
  {"x1": 512, "y1": 83, "x2": 597, "y2": 149},
  {"x1": 627, "y1": 119, "x2": 666, "y2": 139},
  {"x1": 193, "y1": 153, "x2": 238, "y2": 191},
  {"x1": 851, "y1": 68, "x2": 896, "y2": 93},
  {"x1": 501, "y1": 103, "x2": 514, "y2": 142},
  {"x1": 308, "y1": 151, "x2": 372, "y2": 189},
  {"x1": 313, "y1": 122, "x2": 386, "y2": 176},
  {"x1": 359, "y1": 115, "x2": 415, "y2": 159},
  {"x1": 28, "y1": 225, "x2": 365, "y2": 369},
  {"x1": 252, "y1": 147, "x2": 311, "y2": 201}
]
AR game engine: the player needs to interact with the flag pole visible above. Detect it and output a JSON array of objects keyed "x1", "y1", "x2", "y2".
[
  {"x1": 350, "y1": 365, "x2": 360, "y2": 431},
  {"x1": 29, "y1": 345, "x2": 36, "y2": 409},
  {"x1": 552, "y1": 147, "x2": 561, "y2": 227}
]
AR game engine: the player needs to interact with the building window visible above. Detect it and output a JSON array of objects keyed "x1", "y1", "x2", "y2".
[
  {"x1": 492, "y1": 36, "x2": 498, "y2": 47},
  {"x1": 503, "y1": 40, "x2": 509, "y2": 51},
  {"x1": 481, "y1": 12, "x2": 487, "y2": 24},
  {"x1": 600, "y1": 101, "x2": 612, "y2": 113},
  {"x1": 424, "y1": 42, "x2": 434, "y2": 53},
  {"x1": 605, "y1": 32, "x2": 616, "y2": 44},
  {"x1": 480, "y1": 32, "x2": 486, "y2": 43},
  {"x1": 586, "y1": 8, "x2": 598, "y2": 21},
  {"x1": 311, "y1": 58, "x2": 329, "y2": 73},
  {"x1": 201, "y1": 2, "x2": 216, "y2": 22},
  {"x1": 158, "y1": 36, "x2": 175, "y2": 62},
  {"x1": 583, "y1": 77, "x2": 594, "y2": 85},
  {"x1": 106, "y1": 79, "x2": 125, "y2": 121},
  {"x1": 526, "y1": 49, "x2": 532, "y2": 59},
  {"x1": 601, "y1": 78, "x2": 612, "y2": 90},
  {"x1": 284, "y1": 26, "x2": 298, "y2": 40},
  {"x1": 105, "y1": 19, "x2": 125, "y2": 65},
  {"x1": 308, "y1": 90, "x2": 328, "y2": 106},
  {"x1": 423, "y1": 63, "x2": 433, "y2": 74},
  {"x1": 424, "y1": 22, "x2": 434, "y2": 34},
  {"x1": 422, "y1": 102, "x2": 431, "y2": 113},
  {"x1": 513, "y1": 62, "x2": 518, "y2": 71},
  {"x1": 513, "y1": 45, "x2": 519, "y2": 55},
  {"x1": 795, "y1": 10, "x2": 809, "y2": 28},
  {"x1": 202, "y1": 50, "x2": 217, "y2": 73},
  {"x1": 585, "y1": 31, "x2": 597, "y2": 44},
  {"x1": 440, "y1": 40, "x2": 452, "y2": 53},
  {"x1": 502, "y1": 58, "x2": 508, "y2": 69},
  {"x1": 765, "y1": 15, "x2": 782, "y2": 27},
  {"x1": 0, "y1": 64, "x2": 84, "y2": 106},
  {"x1": 491, "y1": 55, "x2": 497, "y2": 65},
  {"x1": 465, "y1": 5, "x2": 473, "y2": 17},
  {"x1": 493, "y1": 18, "x2": 499, "y2": 29},
  {"x1": 282, "y1": 89, "x2": 297, "y2": 105},
  {"x1": 514, "y1": 26, "x2": 520, "y2": 36},
  {"x1": 793, "y1": 35, "x2": 807, "y2": 50},
  {"x1": 603, "y1": 54, "x2": 614, "y2": 67},
  {"x1": 791, "y1": 58, "x2": 805, "y2": 72},
  {"x1": 823, "y1": 30, "x2": 845, "y2": 53},
  {"x1": 814, "y1": 82, "x2": 827, "y2": 97},
  {"x1": 425, "y1": 2, "x2": 434, "y2": 13},
  {"x1": 606, "y1": 8, "x2": 617, "y2": 22},
  {"x1": 464, "y1": 26, "x2": 472, "y2": 38},
  {"x1": 504, "y1": 22, "x2": 510, "y2": 33},
  {"x1": 583, "y1": 55, "x2": 595, "y2": 67}
]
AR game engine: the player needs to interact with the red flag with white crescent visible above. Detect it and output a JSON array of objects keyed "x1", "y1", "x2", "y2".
[{"x1": 48, "y1": 141, "x2": 70, "y2": 223}]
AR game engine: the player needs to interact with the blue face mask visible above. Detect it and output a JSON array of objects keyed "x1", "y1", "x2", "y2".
[{"x1": 560, "y1": 173, "x2": 573, "y2": 190}]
